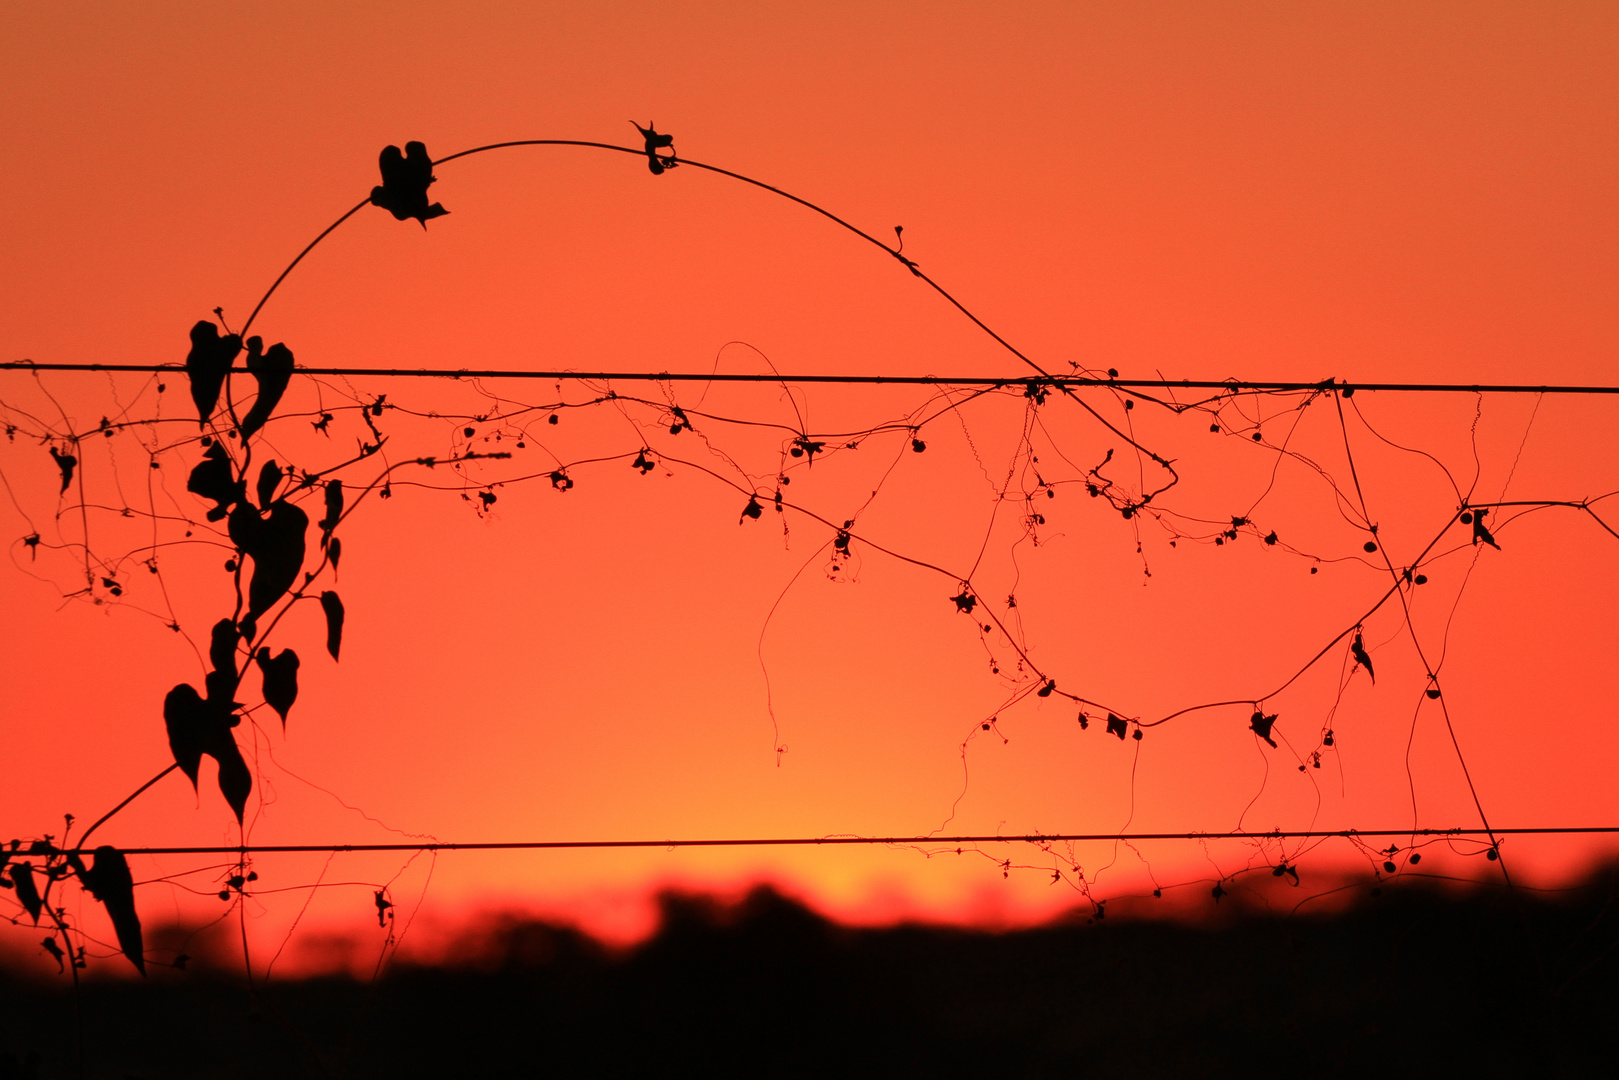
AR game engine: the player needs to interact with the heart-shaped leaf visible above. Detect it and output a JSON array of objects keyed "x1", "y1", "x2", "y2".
[
  {"x1": 187, "y1": 443, "x2": 241, "y2": 522},
  {"x1": 163, "y1": 683, "x2": 210, "y2": 787},
  {"x1": 211, "y1": 736, "x2": 252, "y2": 824},
  {"x1": 184, "y1": 320, "x2": 242, "y2": 426},
  {"x1": 371, "y1": 141, "x2": 449, "y2": 226},
  {"x1": 164, "y1": 681, "x2": 253, "y2": 820},
  {"x1": 244, "y1": 500, "x2": 309, "y2": 627},
  {"x1": 79, "y1": 847, "x2": 144, "y2": 975},
  {"x1": 238, "y1": 339, "x2": 295, "y2": 439},
  {"x1": 256, "y1": 647, "x2": 300, "y2": 728}
]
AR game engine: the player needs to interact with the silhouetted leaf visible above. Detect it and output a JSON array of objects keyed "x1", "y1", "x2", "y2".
[
  {"x1": 227, "y1": 497, "x2": 262, "y2": 553},
  {"x1": 164, "y1": 683, "x2": 210, "y2": 787},
  {"x1": 1250, "y1": 710, "x2": 1279, "y2": 748},
  {"x1": 184, "y1": 320, "x2": 242, "y2": 425},
  {"x1": 243, "y1": 500, "x2": 309, "y2": 628},
  {"x1": 1105, "y1": 714, "x2": 1128, "y2": 740},
  {"x1": 1471, "y1": 507, "x2": 1500, "y2": 549},
  {"x1": 48, "y1": 445, "x2": 76, "y2": 493},
  {"x1": 187, "y1": 443, "x2": 241, "y2": 521},
  {"x1": 212, "y1": 736, "x2": 252, "y2": 824},
  {"x1": 255, "y1": 460, "x2": 282, "y2": 507},
  {"x1": 950, "y1": 591, "x2": 977, "y2": 614},
  {"x1": 208, "y1": 619, "x2": 238, "y2": 683},
  {"x1": 320, "y1": 591, "x2": 345, "y2": 660},
  {"x1": 789, "y1": 436, "x2": 825, "y2": 462},
  {"x1": 9, "y1": 864, "x2": 41, "y2": 923},
  {"x1": 329, "y1": 536, "x2": 343, "y2": 573},
  {"x1": 79, "y1": 847, "x2": 144, "y2": 975},
  {"x1": 256, "y1": 647, "x2": 300, "y2": 728},
  {"x1": 375, "y1": 890, "x2": 394, "y2": 927},
  {"x1": 41, "y1": 935, "x2": 64, "y2": 971},
  {"x1": 739, "y1": 496, "x2": 763, "y2": 522},
  {"x1": 204, "y1": 618, "x2": 240, "y2": 705},
  {"x1": 631, "y1": 121, "x2": 676, "y2": 174},
  {"x1": 165, "y1": 678, "x2": 244, "y2": 821},
  {"x1": 370, "y1": 141, "x2": 449, "y2": 227},
  {"x1": 1351, "y1": 632, "x2": 1375, "y2": 682},
  {"x1": 238, "y1": 338, "x2": 294, "y2": 439},
  {"x1": 319, "y1": 480, "x2": 344, "y2": 548}
]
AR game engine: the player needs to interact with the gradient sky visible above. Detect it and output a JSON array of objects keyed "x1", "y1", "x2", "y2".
[{"x1": 2, "y1": 2, "x2": 1617, "y2": 972}]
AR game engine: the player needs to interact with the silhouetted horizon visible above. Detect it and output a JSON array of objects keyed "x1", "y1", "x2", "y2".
[{"x1": 5, "y1": 864, "x2": 1618, "y2": 1077}]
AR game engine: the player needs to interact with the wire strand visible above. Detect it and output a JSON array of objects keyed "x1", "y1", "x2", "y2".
[
  {"x1": 36, "y1": 826, "x2": 1619, "y2": 858},
  {"x1": 3, "y1": 363, "x2": 1615, "y2": 394}
]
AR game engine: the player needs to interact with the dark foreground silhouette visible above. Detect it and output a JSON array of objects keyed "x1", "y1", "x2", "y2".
[{"x1": 3, "y1": 869, "x2": 1618, "y2": 1078}]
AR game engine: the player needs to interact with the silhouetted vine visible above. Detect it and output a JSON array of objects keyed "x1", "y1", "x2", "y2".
[{"x1": 2, "y1": 132, "x2": 1616, "y2": 993}]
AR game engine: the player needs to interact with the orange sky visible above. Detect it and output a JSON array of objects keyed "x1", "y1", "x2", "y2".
[{"x1": 2, "y1": 2, "x2": 1617, "y2": 973}]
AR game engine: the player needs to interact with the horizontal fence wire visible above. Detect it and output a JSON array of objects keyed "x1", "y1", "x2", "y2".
[
  {"x1": 2, "y1": 362, "x2": 1618, "y2": 394},
  {"x1": 36, "y1": 826, "x2": 1619, "y2": 858}
]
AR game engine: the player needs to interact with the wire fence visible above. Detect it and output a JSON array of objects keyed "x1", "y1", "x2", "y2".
[{"x1": 4, "y1": 132, "x2": 1618, "y2": 987}]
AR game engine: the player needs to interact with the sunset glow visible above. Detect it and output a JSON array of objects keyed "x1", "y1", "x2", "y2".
[{"x1": 2, "y1": 3, "x2": 1616, "y2": 978}]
